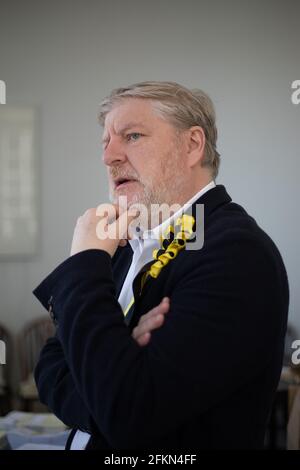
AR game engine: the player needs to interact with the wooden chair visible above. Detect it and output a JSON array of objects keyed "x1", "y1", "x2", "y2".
[{"x1": 18, "y1": 317, "x2": 55, "y2": 411}]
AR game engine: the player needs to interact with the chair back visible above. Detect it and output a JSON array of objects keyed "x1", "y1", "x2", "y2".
[{"x1": 18, "y1": 317, "x2": 55, "y2": 381}]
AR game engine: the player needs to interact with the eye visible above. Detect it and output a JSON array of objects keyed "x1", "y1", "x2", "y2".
[{"x1": 126, "y1": 132, "x2": 142, "y2": 142}]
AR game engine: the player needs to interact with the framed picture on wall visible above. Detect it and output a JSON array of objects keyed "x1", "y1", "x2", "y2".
[{"x1": 0, "y1": 106, "x2": 39, "y2": 258}]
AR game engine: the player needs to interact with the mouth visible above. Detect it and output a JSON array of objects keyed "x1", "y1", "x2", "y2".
[{"x1": 114, "y1": 177, "x2": 138, "y2": 190}]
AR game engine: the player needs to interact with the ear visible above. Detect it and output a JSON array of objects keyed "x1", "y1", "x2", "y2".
[{"x1": 185, "y1": 126, "x2": 206, "y2": 168}]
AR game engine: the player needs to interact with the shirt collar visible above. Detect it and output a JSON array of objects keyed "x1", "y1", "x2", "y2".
[{"x1": 129, "y1": 180, "x2": 216, "y2": 252}]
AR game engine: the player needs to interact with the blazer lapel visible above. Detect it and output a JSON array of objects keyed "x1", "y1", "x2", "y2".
[
  {"x1": 115, "y1": 185, "x2": 232, "y2": 327},
  {"x1": 111, "y1": 245, "x2": 133, "y2": 298},
  {"x1": 132, "y1": 184, "x2": 232, "y2": 299}
]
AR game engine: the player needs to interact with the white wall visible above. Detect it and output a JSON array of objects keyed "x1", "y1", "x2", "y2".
[{"x1": 0, "y1": 0, "x2": 299, "y2": 340}]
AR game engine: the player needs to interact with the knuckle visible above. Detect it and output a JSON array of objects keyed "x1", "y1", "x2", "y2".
[
  {"x1": 139, "y1": 315, "x2": 148, "y2": 325},
  {"x1": 145, "y1": 320, "x2": 156, "y2": 333},
  {"x1": 145, "y1": 318, "x2": 154, "y2": 329},
  {"x1": 132, "y1": 327, "x2": 137, "y2": 337},
  {"x1": 133, "y1": 326, "x2": 141, "y2": 338},
  {"x1": 152, "y1": 307, "x2": 160, "y2": 317},
  {"x1": 84, "y1": 208, "x2": 95, "y2": 219}
]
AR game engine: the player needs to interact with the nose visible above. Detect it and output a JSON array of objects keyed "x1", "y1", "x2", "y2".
[{"x1": 102, "y1": 137, "x2": 127, "y2": 167}]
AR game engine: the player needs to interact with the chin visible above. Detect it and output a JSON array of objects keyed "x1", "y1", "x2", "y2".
[{"x1": 114, "y1": 190, "x2": 145, "y2": 208}]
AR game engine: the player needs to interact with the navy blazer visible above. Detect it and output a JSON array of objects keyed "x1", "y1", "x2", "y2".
[{"x1": 33, "y1": 185, "x2": 289, "y2": 449}]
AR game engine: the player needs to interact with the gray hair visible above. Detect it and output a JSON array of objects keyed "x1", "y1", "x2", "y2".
[{"x1": 98, "y1": 81, "x2": 220, "y2": 179}]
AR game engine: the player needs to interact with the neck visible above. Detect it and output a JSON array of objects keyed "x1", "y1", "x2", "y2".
[
  {"x1": 144, "y1": 175, "x2": 214, "y2": 231},
  {"x1": 169, "y1": 172, "x2": 214, "y2": 207}
]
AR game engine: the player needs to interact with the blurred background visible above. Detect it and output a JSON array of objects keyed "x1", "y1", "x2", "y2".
[{"x1": 0, "y1": 0, "x2": 299, "y2": 450}]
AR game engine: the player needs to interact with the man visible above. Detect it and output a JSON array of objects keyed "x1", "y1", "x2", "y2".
[{"x1": 33, "y1": 81, "x2": 289, "y2": 450}]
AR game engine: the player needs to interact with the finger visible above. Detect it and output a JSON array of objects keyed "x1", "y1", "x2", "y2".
[
  {"x1": 112, "y1": 203, "x2": 141, "y2": 240},
  {"x1": 96, "y1": 203, "x2": 118, "y2": 223},
  {"x1": 132, "y1": 313, "x2": 165, "y2": 341},
  {"x1": 132, "y1": 298, "x2": 170, "y2": 343},
  {"x1": 138, "y1": 297, "x2": 170, "y2": 326},
  {"x1": 135, "y1": 332, "x2": 151, "y2": 347},
  {"x1": 119, "y1": 239, "x2": 127, "y2": 247},
  {"x1": 132, "y1": 315, "x2": 164, "y2": 342},
  {"x1": 113, "y1": 203, "x2": 127, "y2": 218},
  {"x1": 83, "y1": 208, "x2": 96, "y2": 217},
  {"x1": 137, "y1": 300, "x2": 169, "y2": 328},
  {"x1": 113, "y1": 208, "x2": 140, "y2": 241},
  {"x1": 95, "y1": 214, "x2": 110, "y2": 240}
]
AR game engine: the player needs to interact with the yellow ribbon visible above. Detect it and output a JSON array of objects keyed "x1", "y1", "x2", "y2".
[{"x1": 140, "y1": 214, "x2": 195, "y2": 290}]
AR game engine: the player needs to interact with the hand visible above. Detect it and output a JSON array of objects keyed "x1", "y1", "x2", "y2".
[
  {"x1": 132, "y1": 297, "x2": 170, "y2": 346},
  {"x1": 70, "y1": 205, "x2": 139, "y2": 258}
]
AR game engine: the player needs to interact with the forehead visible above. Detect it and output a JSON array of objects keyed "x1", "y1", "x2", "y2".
[{"x1": 103, "y1": 98, "x2": 160, "y2": 134}]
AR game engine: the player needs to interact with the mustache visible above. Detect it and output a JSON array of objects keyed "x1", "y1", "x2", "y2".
[{"x1": 109, "y1": 167, "x2": 140, "y2": 181}]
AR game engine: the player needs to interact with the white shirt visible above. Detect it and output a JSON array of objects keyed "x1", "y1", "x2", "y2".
[{"x1": 70, "y1": 180, "x2": 216, "y2": 449}]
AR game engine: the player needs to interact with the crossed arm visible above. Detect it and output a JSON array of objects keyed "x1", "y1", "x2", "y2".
[{"x1": 34, "y1": 294, "x2": 170, "y2": 431}]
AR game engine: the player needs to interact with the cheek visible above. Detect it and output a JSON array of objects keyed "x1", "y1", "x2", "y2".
[
  {"x1": 132, "y1": 141, "x2": 171, "y2": 182},
  {"x1": 130, "y1": 149, "x2": 156, "y2": 179}
]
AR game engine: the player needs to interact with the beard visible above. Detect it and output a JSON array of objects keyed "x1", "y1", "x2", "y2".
[{"x1": 109, "y1": 143, "x2": 187, "y2": 230}]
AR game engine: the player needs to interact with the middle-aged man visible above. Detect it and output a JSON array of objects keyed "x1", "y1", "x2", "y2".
[{"x1": 33, "y1": 81, "x2": 289, "y2": 450}]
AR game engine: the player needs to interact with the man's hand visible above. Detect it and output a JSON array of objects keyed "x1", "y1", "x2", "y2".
[
  {"x1": 70, "y1": 205, "x2": 138, "y2": 258},
  {"x1": 132, "y1": 297, "x2": 170, "y2": 346}
]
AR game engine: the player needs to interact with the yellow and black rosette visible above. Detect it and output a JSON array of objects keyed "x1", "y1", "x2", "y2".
[{"x1": 140, "y1": 214, "x2": 195, "y2": 290}]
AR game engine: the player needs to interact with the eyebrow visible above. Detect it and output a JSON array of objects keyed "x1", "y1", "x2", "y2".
[{"x1": 102, "y1": 122, "x2": 147, "y2": 142}]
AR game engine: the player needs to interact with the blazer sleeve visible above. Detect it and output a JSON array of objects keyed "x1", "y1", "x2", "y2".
[
  {"x1": 32, "y1": 237, "x2": 288, "y2": 449},
  {"x1": 34, "y1": 332, "x2": 98, "y2": 433}
]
